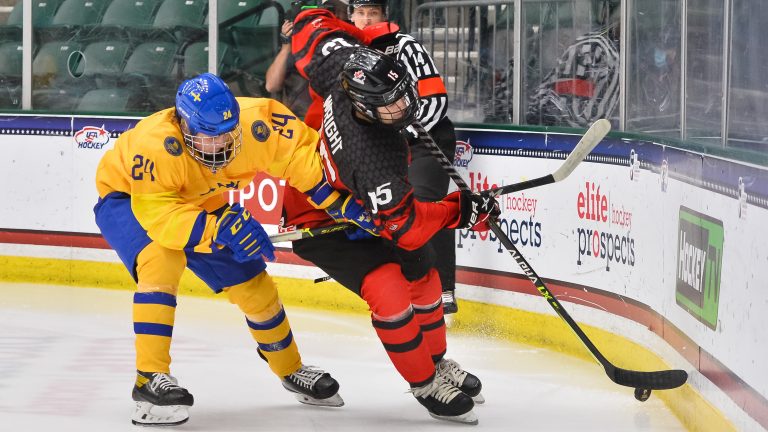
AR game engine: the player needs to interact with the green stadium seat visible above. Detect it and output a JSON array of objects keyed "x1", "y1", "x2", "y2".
[
  {"x1": 5, "y1": 0, "x2": 64, "y2": 26},
  {"x1": 0, "y1": 42, "x2": 23, "y2": 77},
  {"x1": 181, "y1": 41, "x2": 235, "y2": 78},
  {"x1": 76, "y1": 88, "x2": 140, "y2": 112},
  {"x1": 80, "y1": 40, "x2": 132, "y2": 89},
  {"x1": 255, "y1": 0, "x2": 290, "y2": 26},
  {"x1": 31, "y1": 42, "x2": 87, "y2": 110},
  {"x1": 123, "y1": 41, "x2": 177, "y2": 76},
  {"x1": 32, "y1": 40, "x2": 84, "y2": 87},
  {"x1": 121, "y1": 40, "x2": 179, "y2": 110},
  {"x1": 40, "y1": 0, "x2": 111, "y2": 43},
  {"x1": 232, "y1": 26, "x2": 279, "y2": 74},
  {"x1": 101, "y1": 0, "x2": 163, "y2": 28},
  {"x1": 218, "y1": 0, "x2": 261, "y2": 27},
  {"x1": 153, "y1": 0, "x2": 207, "y2": 42},
  {"x1": 32, "y1": 86, "x2": 86, "y2": 110},
  {"x1": 0, "y1": 82, "x2": 21, "y2": 109},
  {"x1": 0, "y1": 0, "x2": 63, "y2": 43},
  {"x1": 49, "y1": 0, "x2": 110, "y2": 27},
  {"x1": 215, "y1": 1, "x2": 283, "y2": 85},
  {"x1": 0, "y1": 41, "x2": 23, "y2": 109},
  {"x1": 31, "y1": 40, "x2": 95, "y2": 110}
]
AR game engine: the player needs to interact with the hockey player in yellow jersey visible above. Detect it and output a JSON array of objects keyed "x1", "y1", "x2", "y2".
[{"x1": 94, "y1": 73, "x2": 377, "y2": 426}]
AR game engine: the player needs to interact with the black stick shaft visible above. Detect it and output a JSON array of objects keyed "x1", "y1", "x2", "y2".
[
  {"x1": 269, "y1": 222, "x2": 352, "y2": 243},
  {"x1": 411, "y1": 120, "x2": 687, "y2": 390}
]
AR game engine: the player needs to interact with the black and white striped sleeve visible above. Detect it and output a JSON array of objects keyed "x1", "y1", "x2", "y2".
[{"x1": 396, "y1": 34, "x2": 448, "y2": 131}]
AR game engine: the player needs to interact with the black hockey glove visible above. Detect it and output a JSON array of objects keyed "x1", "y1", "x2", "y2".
[{"x1": 457, "y1": 191, "x2": 500, "y2": 231}]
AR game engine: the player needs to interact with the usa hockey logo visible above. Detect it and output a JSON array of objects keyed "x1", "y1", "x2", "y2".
[
  {"x1": 453, "y1": 140, "x2": 474, "y2": 168},
  {"x1": 353, "y1": 70, "x2": 366, "y2": 84},
  {"x1": 74, "y1": 125, "x2": 110, "y2": 149}
]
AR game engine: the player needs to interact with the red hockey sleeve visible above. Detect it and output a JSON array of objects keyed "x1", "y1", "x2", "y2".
[
  {"x1": 291, "y1": 9, "x2": 370, "y2": 80},
  {"x1": 377, "y1": 192, "x2": 462, "y2": 251}
]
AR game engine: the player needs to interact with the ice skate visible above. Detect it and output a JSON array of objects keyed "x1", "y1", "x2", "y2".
[
  {"x1": 411, "y1": 376, "x2": 477, "y2": 425},
  {"x1": 282, "y1": 365, "x2": 344, "y2": 407},
  {"x1": 131, "y1": 371, "x2": 194, "y2": 426},
  {"x1": 436, "y1": 358, "x2": 485, "y2": 404},
  {"x1": 442, "y1": 291, "x2": 458, "y2": 315}
]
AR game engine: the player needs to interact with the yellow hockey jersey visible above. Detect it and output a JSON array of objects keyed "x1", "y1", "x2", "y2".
[{"x1": 96, "y1": 98, "x2": 326, "y2": 252}]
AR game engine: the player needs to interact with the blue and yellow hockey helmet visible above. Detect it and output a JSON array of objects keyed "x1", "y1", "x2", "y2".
[{"x1": 175, "y1": 73, "x2": 242, "y2": 172}]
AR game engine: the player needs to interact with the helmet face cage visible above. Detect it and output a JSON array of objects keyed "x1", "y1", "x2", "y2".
[
  {"x1": 182, "y1": 122, "x2": 243, "y2": 172},
  {"x1": 373, "y1": 83, "x2": 418, "y2": 128},
  {"x1": 348, "y1": 0, "x2": 388, "y2": 19}
]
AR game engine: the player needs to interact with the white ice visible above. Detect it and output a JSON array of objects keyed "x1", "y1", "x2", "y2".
[{"x1": 0, "y1": 282, "x2": 685, "y2": 431}]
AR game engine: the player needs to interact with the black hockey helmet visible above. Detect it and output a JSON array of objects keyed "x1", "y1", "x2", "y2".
[
  {"x1": 348, "y1": 0, "x2": 388, "y2": 18},
  {"x1": 340, "y1": 47, "x2": 418, "y2": 129}
]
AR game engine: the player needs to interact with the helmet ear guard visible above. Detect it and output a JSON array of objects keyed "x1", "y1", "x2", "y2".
[
  {"x1": 339, "y1": 47, "x2": 418, "y2": 129},
  {"x1": 175, "y1": 73, "x2": 242, "y2": 172}
]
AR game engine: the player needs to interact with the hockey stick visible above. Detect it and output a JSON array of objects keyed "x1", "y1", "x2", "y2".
[
  {"x1": 487, "y1": 222, "x2": 687, "y2": 390},
  {"x1": 268, "y1": 222, "x2": 353, "y2": 243},
  {"x1": 486, "y1": 119, "x2": 611, "y2": 197},
  {"x1": 411, "y1": 120, "x2": 688, "y2": 392},
  {"x1": 410, "y1": 120, "x2": 609, "y2": 195}
]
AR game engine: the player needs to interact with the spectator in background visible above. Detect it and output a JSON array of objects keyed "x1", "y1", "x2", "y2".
[
  {"x1": 634, "y1": 23, "x2": 680, "y2": 130},
  {"x1": 265, "y1": 19, "x2": 312, "y2": 118},
  {"x1": 265, "y1": 0, "x2": 348, "y2": 120},
  {"x1": 526, "y1": 3, "x2": 620, "y2": 128}
]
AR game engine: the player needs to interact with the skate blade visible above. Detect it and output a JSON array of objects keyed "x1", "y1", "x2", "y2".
[
  {"x1": 444, "y1": 313, "x2": 455, "y2": 328},
  {"x1": 429, "y1": 409, "x2": 479, "y2": 425},
  {"x1": 472, "y1": 392, "x2": 485, "y2": 404},
  {"x1": 131, "y1": 401, "x2": 190, "y2": 426},
  {"x1": 292, "y1": 392, "x2": 345, "y2": 407}
]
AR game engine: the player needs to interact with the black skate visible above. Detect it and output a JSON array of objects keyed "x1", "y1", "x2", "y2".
[
  {"x1": 411, "y1": 376, "x2": 477, "y2": 425},
  {"x1": 131, "y1": 370, "x2": 194, "y2": 426},
  {"x1": 282, "y1": 365, "x2": 344, "y2": 407},
  {"x1": 442, "y1": 291, "x2": 458, "y2": 314},
  {"x1": 436, "y1": 358, "x2": 485, "y2": 404}
]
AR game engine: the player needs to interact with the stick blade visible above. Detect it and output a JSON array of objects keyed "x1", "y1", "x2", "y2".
[
  {"x1": 552, "y1": 118, "x2": 611, "y2": 182},
  {"x1": 608, "y1": 366, "x2": 688, "y2": 390}
]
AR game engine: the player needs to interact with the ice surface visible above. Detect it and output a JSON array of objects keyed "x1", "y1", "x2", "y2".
[{"x1": 0, "y1": 283, "x2": 684, "y2": 431}]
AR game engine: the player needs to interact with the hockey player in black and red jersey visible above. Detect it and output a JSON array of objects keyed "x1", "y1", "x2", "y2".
[
  {"x1": 281, "y1": 8, "x2": 500, "y2": 425},
  {"x1": 348, "y1": 0, "x2": 461, "y2": 314}
]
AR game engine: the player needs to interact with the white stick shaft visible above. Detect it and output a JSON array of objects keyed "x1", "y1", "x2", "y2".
[{"x1": 552, "y1": 118, "x2": 611, "y2": 182}]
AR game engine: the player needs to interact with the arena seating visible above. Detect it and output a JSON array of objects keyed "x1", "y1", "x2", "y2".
[{"x1": 1, "y1": 0, "x2": 286, "y2": 112}]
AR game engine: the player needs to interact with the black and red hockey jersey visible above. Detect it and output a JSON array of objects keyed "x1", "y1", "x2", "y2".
[
  {"x1": 283, "y1": 19, "x2": 461, "y2": 250},
  {"x1": 290, "y1": 9, "x2": 369, "y2": 129}
]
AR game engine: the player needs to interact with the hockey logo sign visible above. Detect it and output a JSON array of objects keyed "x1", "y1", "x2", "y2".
[
  {"x1": 74, "y1": 125, "x2": 110, "y2": 149},
  {"x1": 675, "y1": 206, "x2": 724, "y2": 330},
  {"x1": 453, "y1": 140, "x2": 474, "y2": 168}
]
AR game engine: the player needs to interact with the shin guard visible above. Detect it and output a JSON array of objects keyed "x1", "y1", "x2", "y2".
[
  {"x1": 408, "y1": 269, "x2": 447, "y2": 362},
  {"x1": 227, "y1": 272, "x2": 301, "y2": 377},
  {"x1": 362, "y1": 263, "x2": 435, "y2": 386},
  {"x1": 133, "y1": 291, "x2": 177, "y2": 373}
]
